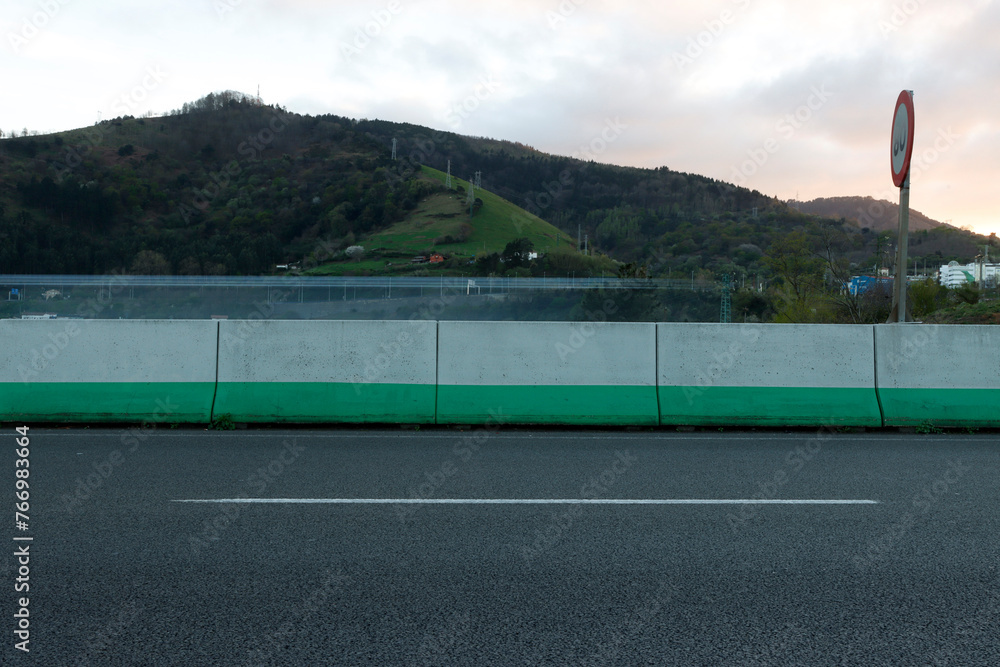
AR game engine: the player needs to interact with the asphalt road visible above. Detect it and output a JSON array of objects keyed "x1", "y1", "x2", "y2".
[{"x1": 4, "y1": 427, "x2": 999, "y2": 665}]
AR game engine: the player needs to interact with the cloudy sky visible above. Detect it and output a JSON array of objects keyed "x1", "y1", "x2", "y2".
[{"x1": 3, "y1": 0, "x2": 998, "y2": 236}]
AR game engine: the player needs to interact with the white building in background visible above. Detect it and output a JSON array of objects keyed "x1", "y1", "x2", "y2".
[{"x1": 939, "y1": 261, "x2": 1000, "y2": 288}]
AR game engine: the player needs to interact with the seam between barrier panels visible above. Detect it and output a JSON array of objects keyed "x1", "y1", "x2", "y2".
[
  {"x1": 872, "y1": 326, "x2": 885, "y2": 428},
  {"x1": 655, "y1": 324, "x2": 662, "y2": 427},
  {"x1": 434, "y1": 320, "x2": 439, "y2": 425},
  {"x1": 209, "y1": 321, "x2": 220, "y2": 423}
]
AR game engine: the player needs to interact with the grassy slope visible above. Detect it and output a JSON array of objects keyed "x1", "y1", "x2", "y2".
[
  {"x1": 923, "y1": 299, "x2": 1000, "y2": 324},
  {"x1": 309, "y1": 167, "x2": 577, "y2": 275},
  {"x1": 415, "y1": 166, "x2": 575, "y2": 255}
]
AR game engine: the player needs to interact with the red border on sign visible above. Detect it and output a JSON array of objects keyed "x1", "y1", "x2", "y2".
[{"x1": 890, "y1": 90, "x2": 915, "y2": 187}]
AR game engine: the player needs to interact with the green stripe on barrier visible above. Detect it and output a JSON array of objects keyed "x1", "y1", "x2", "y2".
[
  {"x1": 436, "y1": 385, "x2": 659, "y2": 425},
  {"x1": 658, "y1": 386, "x2": 883, "y2": 427},
  {"x1": 213, "y1": 382, "x2": 436, "y2": 423},
  {"x1": 0, "y1": 382, "x2": 215, "y2": 423},
  {"x1": 877, "y1": 388, "x2": 1000, "y2": 427}
]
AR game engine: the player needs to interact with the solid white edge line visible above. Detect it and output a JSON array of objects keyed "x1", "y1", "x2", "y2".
[{"x1": 171, "y1": 498, "x2": 880, "y2": 505}]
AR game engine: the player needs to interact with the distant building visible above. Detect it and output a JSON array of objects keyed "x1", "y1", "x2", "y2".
[
  {"x1": 939, "y1": 261, "x2": 999, "y2": 288},
  {"x1": 21, "y1": 312, "x2": 58, "y2": 319}
]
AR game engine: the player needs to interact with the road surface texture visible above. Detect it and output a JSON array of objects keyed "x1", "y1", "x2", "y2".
[{"x1": 5, "y1": 428, "x2": 999, "y2": 665}]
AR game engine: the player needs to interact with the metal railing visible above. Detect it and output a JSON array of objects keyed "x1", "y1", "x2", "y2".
[{"x1": 1, "y1": 274, "x2": 720, "y2": 291}]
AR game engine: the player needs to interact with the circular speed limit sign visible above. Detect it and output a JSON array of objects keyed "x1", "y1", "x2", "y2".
[{"x1": 890, "y1": 90, "x2": 915, "y2": 187}]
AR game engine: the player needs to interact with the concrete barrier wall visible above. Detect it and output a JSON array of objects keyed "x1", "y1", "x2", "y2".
[
  {"x1": 213, "y1": 320, "x2": 437, "y2": 423},
  {"x1": 7, "y1": 319, "x2": 999, "y2": 428},
  {"x1": 658, "y1": 323, "x2": 883, "y2": 427},
  {"x1": 436, "y1": 321, "x2": 659, "y2": 425},
  {"x1": 875, "y1": 325, "x2": 1000, "y2": 427},
  {"x1": 0, "y1": 320, "x2": 218, "y2": 423}
]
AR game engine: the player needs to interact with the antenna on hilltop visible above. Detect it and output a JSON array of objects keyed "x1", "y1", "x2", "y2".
[
  {"x1": 391, "y1": 138, "x2": 397, "y2": 161},
  {"x1": 446, "y1": 160, "x2": 453, "y2": 189}
]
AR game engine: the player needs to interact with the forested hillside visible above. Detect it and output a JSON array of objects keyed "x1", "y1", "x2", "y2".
[
  {"x1": 1, "y1": 95, "x2": 437, "y2": 274},
  {"x1": 1, "y1": 91, "x2": 995, "y2": 292},
  {"x1": 791, "y1": 196, "x2": 951, "y2": 233}
]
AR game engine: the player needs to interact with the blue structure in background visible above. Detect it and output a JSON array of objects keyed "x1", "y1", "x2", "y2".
[{"x1": 848, "y1": 276, "x2": 893, "y2": 296}]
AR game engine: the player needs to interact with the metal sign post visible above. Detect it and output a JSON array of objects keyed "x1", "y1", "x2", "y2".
[{"x1": 887, "y1": 90, "x2": 915, "y2": 323}]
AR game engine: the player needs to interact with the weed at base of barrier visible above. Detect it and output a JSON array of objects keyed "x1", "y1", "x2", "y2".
[
  {"x1": 915, "y1": 421, "x2": 944, "y2": 435},
  {"x1": 212, "y1": 413, "x2": 236, "y2": 430}
]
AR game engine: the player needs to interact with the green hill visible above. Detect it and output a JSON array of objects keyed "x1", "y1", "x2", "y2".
[
  {"x1": 369, "y1": 167, "x2": 573, "y2": 254},
  {"x1": 304, "y1": 167, "x2": 578, "y2": 276}
]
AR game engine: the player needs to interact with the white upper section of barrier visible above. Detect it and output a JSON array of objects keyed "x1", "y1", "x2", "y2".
[
  {"x1": 658, "y1": 323, "x2": 877, "y2": 388},
  {"x1": 0, "y1": 319, "x2": 218, "y2": 383},
  {"x1": 217, "y1": 319, "x2": 437, "y2": 385},
  {"x1": 437, "y1": 321, "x2": 657, "y2": 386},
  {"x1": 875, "y1": 324, "x2": 999, "y2": 390}
]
